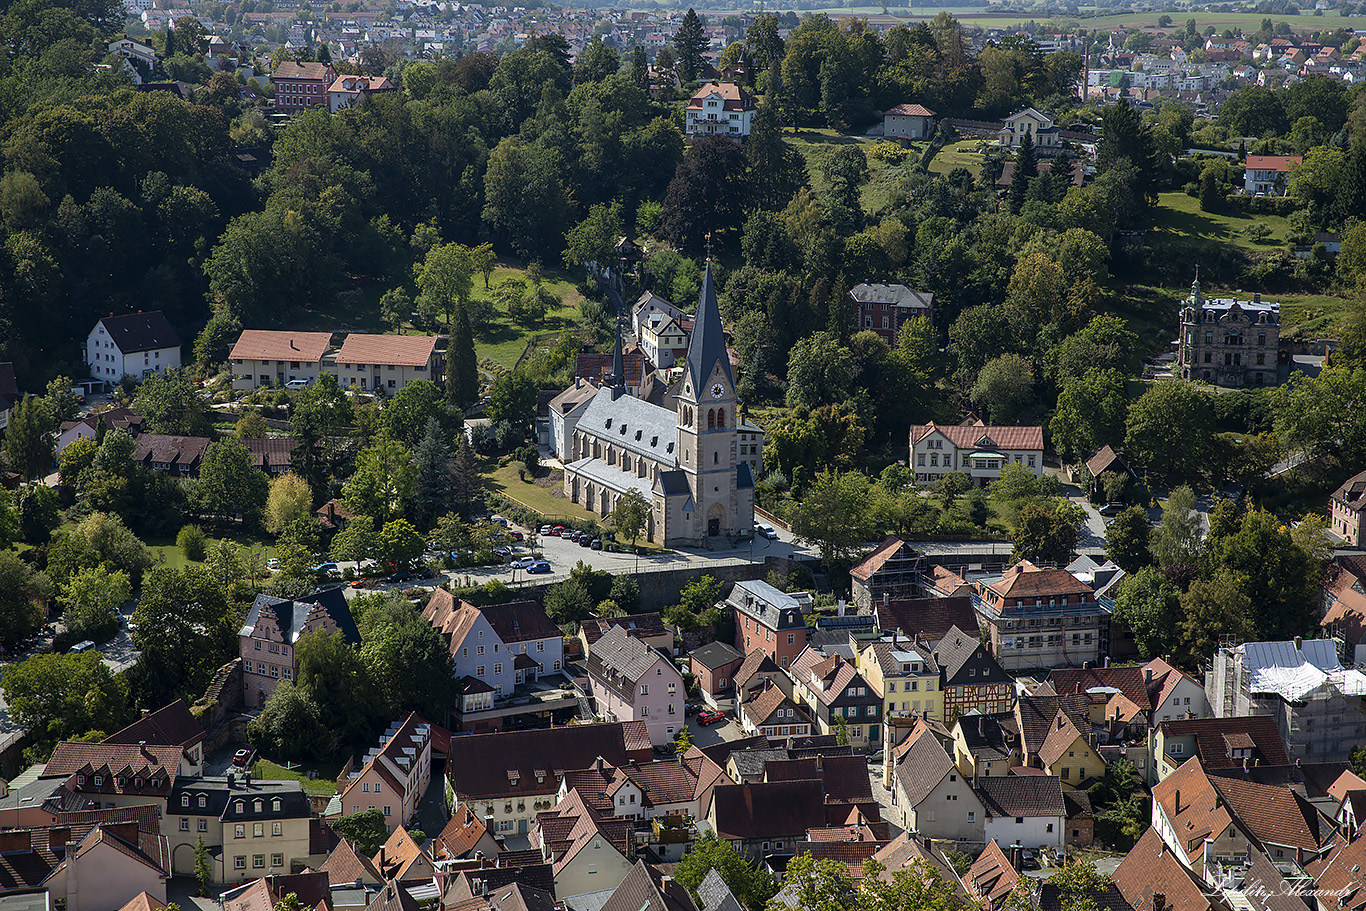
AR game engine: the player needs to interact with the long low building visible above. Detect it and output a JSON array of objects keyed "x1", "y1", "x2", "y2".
[{"x1": 229, "y1": 331, "x2": 443, "y2": 393}]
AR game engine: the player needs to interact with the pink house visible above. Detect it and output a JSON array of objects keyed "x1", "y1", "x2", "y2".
[
  {"x1": 587, "y1": 626, "x2": 684, "y2": 747},
  {"x1": 239, "y1": 590, "x2": 360, "y2": 707},
  {"x1": 333, "y1": 713, "x2": 433, "y2": 833}
]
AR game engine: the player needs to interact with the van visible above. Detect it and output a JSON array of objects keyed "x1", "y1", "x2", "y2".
[
  {"x1": 70, "y1": 640, "x2": 96, "y2": 654},
  {"x1": 284, "y1": 378, "x2": 312, "y2": 389}
]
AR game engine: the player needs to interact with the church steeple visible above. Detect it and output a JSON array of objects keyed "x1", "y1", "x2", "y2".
[
  {"x1": 684, "y1": 262, "x2": 732, "y2": 397},
  {"x1": 608, "y1": 312, "x2": 626, "y2": 401}
]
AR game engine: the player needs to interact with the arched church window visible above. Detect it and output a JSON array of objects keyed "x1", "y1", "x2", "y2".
[
  {"x1": 707, "y1": 409, "x2": 715, "y2": 430},
  {"x1": 716, "y1": 408, "x2": 725, "y2": 429}
]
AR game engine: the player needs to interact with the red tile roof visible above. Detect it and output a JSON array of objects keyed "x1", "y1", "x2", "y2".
[
  {"x1": 335, "y1": 333, "x2": 439, "y2": 368},
  {"x1": 1113, "y1": 828, "x2": 1223, "y2": 911},
  {"x1": 274, "y1": 61, "x2": 336, "y2": 81},
  {"x1": 885, "y1": 103, "x2": 935, "y2": 117},
  {"x1": 103, "y1": 700, "x2": 204, "y2": 751},
  {"x1": 983, "y1": 561, "x2": 1095, "y2": 599},
  {"x1": 910, "y1": 420, "x2": 1043, "y2": 451},
  {"x1": 966, "y1": 840, "x2": 1019, "y2": 908},
  {"x1": 687, "y1": 82, "x2": 755, "y2": 111},
  {"x1": 1245, "y1": 155, "x2": 1302, "y2": 171},
  {"x1": 230, "y1": 330, "x2": 333, "y2": 363}
]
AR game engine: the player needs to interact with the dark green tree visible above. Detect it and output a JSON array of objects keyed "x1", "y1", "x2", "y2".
[
  {"x1": 1104, "y1": 506, "x2": 1152, "y2": 573},
  {"x1": 446, "y1": 302, "x2": 479, "y2": 408},
  {"x1": 674, "y1": 9, "x2": 707, "y2": 83},
  {"x1": 1007, "y1": 132, "x2": 1036, "y2": 215}
]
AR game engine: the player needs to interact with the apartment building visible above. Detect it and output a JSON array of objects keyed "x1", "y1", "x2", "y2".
[{"x1": 334, "y1": 714, "x2": 433, "y2": 832}]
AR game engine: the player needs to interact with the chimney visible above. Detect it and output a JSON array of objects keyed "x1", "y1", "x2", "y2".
[
  {"x1": 1144, "y1": 668, "x2": 1154, "y2": 685},
  {"x1": 1103, "y1": 656, "x2": 1110, "y2": 668},
  {"x1": 1009, "y1": 844, "x2": 1023, "y2": 872},
  {"x1": 1174, "y1": 789, "x2": 1181, "y2": 814},
  {"x1": 1153, "y1": 893, "x2": 1167, "y2": 911},
  {"x1": 379, "y1": 846, "x2": 386, "y2": 869},
  {"x1": 141, "y1": 709, "x2": 150, "y2": 719}
]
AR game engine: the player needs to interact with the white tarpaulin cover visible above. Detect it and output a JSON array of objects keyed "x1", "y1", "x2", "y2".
[{"x1": 1242, "y1": 639, "x2": 1366, "y2": 701}]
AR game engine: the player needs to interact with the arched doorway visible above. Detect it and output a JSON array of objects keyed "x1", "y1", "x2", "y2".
[{"x1": 707, "y1": 502, "x2": 724, "y2": 537}]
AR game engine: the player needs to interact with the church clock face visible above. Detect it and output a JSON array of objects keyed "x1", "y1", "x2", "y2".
[{"x1": 710, "y1": 383, "x2": 725, "y2": 399}]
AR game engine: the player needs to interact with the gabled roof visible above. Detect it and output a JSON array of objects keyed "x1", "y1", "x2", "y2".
[
  {"x1": 975, "y1": 775, "x2": 1066, "y2": 819},
  {"x1": 599, "y1": 860, "x2": 696, "y2": 911},
  {"x1": 869, "y1": 831, "x2": 966, "y2": 897},
  {"x1": 364, "y1": 884, "x2": 422, "y2": 911},
  {"x1": 1157, "y1": 716, "x2": 1289, "y2": 770},
  {"x1": 319, "y1": 837, "x2": 383, "y2": 886},
  {"x1": 241, "y1": 589, "x2": 360, "y2": 647},
  {"x1": 686, "y1": 81, "x2": 755, "y2": 111},
  {"x1": 910, "y1": 420, "x2": 1043, "y2": 452},
  {"x1": 874, "y1": 597, "x2": 977, "y2": 646},
  {"x1": 966, "y1": 840, "x2": 1018, "y2": 907},
  {"x1": 132, "y1": 434, "x2": 210, "y2": 468},
  {"x1": 935, "y1": 625, "x2": 1011, "y2": 686},
  {"x1": 1114, "y1": 828, "x2": 1227, "y2": 911},
  {"x1": 683, "y1": 263, "x2": 733, "y2": 400},
  {"x1": 1333, "y1": 469, "x2": 1366, "y2": 510},
  {"x1": 848, "y1": 284, "x2": 933, "y2": 310},
  {"x1": 335, "y1": 333, "x2": 438, "y2": 368},
  {"x1": 1245, "y1": 155, "x2": 1302, "y2": 171},
  {"x1": 274, "y1": 60, "x2": 336, "y2": 80},
  {"x1": 588, "y1": 626, "x2": 674, "y2": 701},
  {"x1": 741, "y1": 685, "x2": 810, "y2": 729},
  {"x1": 1016, "y1": 693, "x2": 1090, "y2": 758},
  {"x1": 1036, "y1": 709, "x2": 1088, "y2": 767},
  {"x1": 732, "y1": 651, "x2": 781, "y2": 690},
  {"x1": 118, "y1": 893, "x2": 168, "y2": 911},
  {"x1": 373, "y1": 826, "x2": 430, "y2": 881},
  {"x1": 96, "y1": 311, "x2": 181, "y2": 354},
  {"x1": 982, "y1": 561, "x2": 1095, "y2": 600},
  {"x1": 44, "y1": 742, "x2": 183, "y2": 782},
  {"x1": 1084, "y1": 444, "x2": 1129, "y2": 478},
  {"x1": 894, "y1": 729, "x2": 955, "y2": 808},
  {"x1": 710, "y1": 779, "x2": 826, "y2": 840},
  {"x1": 850, "y1": 536, "x2": 920, "y2": 582},
  {"x1": 533, "y1": 787, "x2": 633, "y2": 873},
  {"x1": 1050, "y1": 666, "x2": 1149, "y2": 712},
  {"x1": 955, "y1": 712, "x2": 1016, "y2": 762},
  {"x1": 697, "y1": 869, "x2": 743, "y2": 911},
  {"x1": 576, "y1": 351, "x2": 646, "y2": 389},
  {"x1": 884, "y1": 103, "x2": 935, "y2": 117},
  {"x1": 229, "y1": 330, "x2": 332, "y2": 363},
  {"x1": 103, "y1": 700, "x2": 204, "y2": 751},
  {"x1": 446, "y1": 882, "x2": 558, "y2": 911},
  {"x1": 478, "y1": 599, "x2": 560, "y2": 646},
  {"x1": 1208, "y1": 774, "x2": 1328, "y2": 852},
  {"x1": 447, "y1": 722, "x2": 652, "y2": 801}
]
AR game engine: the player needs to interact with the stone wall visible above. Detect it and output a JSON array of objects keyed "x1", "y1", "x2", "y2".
[{"x1": 194, "y1": 657, "x2": 249, "y2": 752}]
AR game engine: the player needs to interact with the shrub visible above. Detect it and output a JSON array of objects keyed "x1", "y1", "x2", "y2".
[
  {"x1": 177, "y1": 525, "x2": 207, "y2": 561},
  {"x1": 868, "y1": 140, "x2": 909, "y2": 164}
]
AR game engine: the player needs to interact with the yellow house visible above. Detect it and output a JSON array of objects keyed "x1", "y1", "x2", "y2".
[
  {"x1": 167, "y1": 779, "x2": 314, "y2": 882},
  {"x1": 1036, "y1": 710, "x2": 1105, "y2": 788},
  {"x1": 856, "y1": 635, "x2": 941, "y2": 723},
  {"x1": 951, "y1": 713, "x2": 1020, "y2": 780}
]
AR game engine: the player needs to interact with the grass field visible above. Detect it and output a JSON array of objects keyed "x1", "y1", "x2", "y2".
[
  {"x1": 928, "y1": 140, "x2": 987, "y2": 178},
  {"x1": 251, "y1": 759, "x2": 340, "y2": 797},
  {"x1": 146, "y1": 533, "x2": 277, "y2": 572},
  {"x1": 489, "y1": 463, "x2": 606, "y2": 525},
  {"x1": 1268, "y1": 293, "x2": 1350, "y2": 340},
  {"x1": 469, "y1": 264, "x2": 588, "y2": 371},
  {"x1": 1149, "y1": 191, "x2": 1293, "y2": 254}
]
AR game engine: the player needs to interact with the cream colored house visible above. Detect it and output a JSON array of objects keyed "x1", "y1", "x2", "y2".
[
  {"x1": 333, "y1": 334, "x2": 441, "y2": 393},
  {"x1": 229, "y1": 330, "x2": 333, "y2": 391},
  {"x1": 166, "y1": 780, "x2": 313, "y2": 882},
  {"x1": 46, "y1": 824, "x2": 170, "y2": 911},
  {"x1": 889, "y1": 728, "x2": 986, "y2": 843}
]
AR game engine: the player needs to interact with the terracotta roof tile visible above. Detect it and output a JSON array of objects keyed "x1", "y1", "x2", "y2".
[
  {"x1": 103, "y1": 700, "x2": 204, "y2": 751},
  {"x1": 966, "y1": 840, "x2": 1019, "y2": 907},
  {"x1": 874, "y1": 597, "x2": 977, "y2": 645},
  {"x1": 336, "y1": 333, "x2": 438, "y2": 368},
  {"x1": 975, "y1": 776, "x2": 1066, "y2": 819},
  {"x1": 230, "y1": 330, "x2": 333, "y2": 362},
  {"x1": 885, "y1": 103, "x2": 936, "y2": 117},
  {"x1": 983, "y1": 561, "x2": 1094, "y2": 599},
  {"x1": 1113, "y1": 828, "x2": 1224, "y2": 911},
  {"x1": 910, "y1": 420, "x2": 1043, "y2": 452},
  {"x1": 319, "y1": 837, "x2": 382, "y2": 886},
  {"x1": 1157, "y1": 717, "x2": 1289, "y2": 770}
]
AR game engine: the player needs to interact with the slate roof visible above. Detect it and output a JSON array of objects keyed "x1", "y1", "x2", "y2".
[
  {"x1": 1333, "y1": 469, "x2": 1366, "y2": 511},
  {"x1": 335, "y1": 333, "x2": 438, "y2": 368},
  {"x1": 448, "y1": 722, "x2": 652, "y2": 801},
  {"x1": 229, "y1": 330, "x2": 332, "y2": 362},
  {"x1": 132, "y1": 434, "x2": 210, "y2": 469},
  {"x1": 103, "y1": 700, "x2": 204, "y2": 751},
  {"x1": 575, "y1": 387, "x2": 678, "y2": 465},
  {"x1": 96, "y1": 311, "x2": 181, "y2": 354},
  {"x1": 240, "y1": 588, "x2": 360, "y2": 646},
  {"x1": 910, "y1": 420, "x2": 1043, "y2": 452},
  {"x1": 874, "y1": 597, "x2": 977, "y2": 645},
  {"x1": 690, "y1": 640, "x2": 744, "y2": 672},
  {"x1": 684, "y1": 264, "x2": 732, "y2": 399},
  {"x1": 935, "y1": 625, "x2": 1010, "y2": 686},
  {"x1": 709, "y1": 779, "x2": 826, "y2": 840},
  {"x1": 697, "y1": 869, "x2": 743, "y2": 911},
  {"x1": 588, "y1": 625, "x2": 673, "y2": 701},
  {"x1": 848, "y1": 283, "x2": 933, "y2": 311},
  {"x1": 956, "y1": 712, "x2": 1016, "y2": 762},
  {"x1": 975, "y1": 776, "x2": 1066, "y2": 819}
]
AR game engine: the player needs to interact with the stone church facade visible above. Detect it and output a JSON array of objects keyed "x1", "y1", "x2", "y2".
[{"x1": 562, "y1": 265, "x2": 755, "y2": 547}]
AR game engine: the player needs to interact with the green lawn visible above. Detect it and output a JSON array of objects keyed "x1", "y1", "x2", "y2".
[
  {"x1": 489, "y1": 463, "x2": 605, "y2": 525},
  {"x1": 146, "y1": 533, "x2": 277, "y2": 572},
  {"x1": 251, "y1": 759, "x2": 340, "y2": 797},
  {"x1": 783, "y1": 130, "x2": 911, "y2": 216},
  {"x1": 1265, "y1": 293, "x2": 1349, "y2": 341},
  {"x1": 1149, "y1": 191, "x2": 1293, "y2": 254},
  {"x1": 471, "y1": 264, "x2": 587, "y2": 371},
  {"x1": 928, "y1": 140, "x2": 986, "y2": 178}
]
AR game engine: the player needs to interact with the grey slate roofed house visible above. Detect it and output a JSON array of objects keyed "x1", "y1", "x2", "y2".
[
  {"x1": 95, "y1": 310, "x2": 182, "y2": 354},
  {"x1": 697, "y1": 869, "x2": 743, "y2": 911},
  {"x1": 241, "y1": 589, "x2": 360, "y2": 646}
]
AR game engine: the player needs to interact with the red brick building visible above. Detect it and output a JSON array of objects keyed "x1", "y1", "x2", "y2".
[{"x1": 272, "y1": 61, "x2": 337, "y2": 112}]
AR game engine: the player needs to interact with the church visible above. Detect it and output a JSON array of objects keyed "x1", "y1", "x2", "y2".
[{"x1": 561, "y1": 264, "x2": 756, "y2": 547}]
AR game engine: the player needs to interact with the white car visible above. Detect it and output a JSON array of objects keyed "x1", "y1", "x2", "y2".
[
  {"x1": 512, "y1": 556, "x2": 536, "y2": 569},
  {"x1": 265, "y1": 558, "x2": 280, "y2": 571},
  {"x1": 755, "y1": 524, "x2": 778, "y2": 540}
]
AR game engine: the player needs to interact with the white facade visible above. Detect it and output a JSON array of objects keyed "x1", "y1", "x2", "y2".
[
  {"x1": 450, "y1": 611, "x2": 563, "y2": 698},
  {"x1": 982, "y1": 812, "x2": 1064, "y2": 850},
  {"x1": 86, "y1": 321, "x2": 181, "y2": 383},
  {"x1": 684, "y1": 83, "x2": 755, "y2": 138}
]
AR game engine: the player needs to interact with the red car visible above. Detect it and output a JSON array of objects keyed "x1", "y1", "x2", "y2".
[
  {"x1": 696, "y1": 710, "x2": 726, "y2": 726},
  {"x1": 551, "y1": 526, "x2": 565, "y2": 537}
]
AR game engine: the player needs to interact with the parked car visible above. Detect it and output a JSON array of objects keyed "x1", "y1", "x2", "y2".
[
  {"x1": 1099, "y1": 502, "x2": 1124, "y2": 517},
  {"x1": 578, "y1": 534, "x2": 592, "y2": 547},
  {"x1": 232, "y1": 747, "x2": 256, "y2": 767},
  {"x1": 265, "y1": 558, "x2": 280, "y2": 571},
  {"x1": 492, "y1": 547, "x2": 512, "y2": 561},
  {"x1": 755, "y1": 524, "x2": 779, "y2": 540},
  {"x1": 696, "y1": 710, "x2": 726, "y2": 726},
  {"x1": 551, "y1": 526, "x2": 565, "y2": 536},
  {"x1": 350, "y1": 579, "x2": 368, "y2": 589},
  {"x1": 512, "y1": 556, "x2": 535, "y2": 569},
  {"x1": 385, "y1": 571, "x2": 412, "y2": 584},
  {"x1": 527, "y1": 561, "x2": 551, "y2": 574},
  {"x1": 310, "y1": 562, "x2": 339, "y2": 576},
  {"x1": 413, "y1": 567, "x2": 435, "y2": 580},
  {"x1": 540, "y1": 525, "x2": 553, "y2": 535},
  {"x1": 510, "y1": 530, "x2": 524, "y2": 542},
  {"x1": 590, "y1": 539, "x2": 602, "y2": 550},
  {"x1": 490, "y1": 515, "x2": 508, "y2": 527}
]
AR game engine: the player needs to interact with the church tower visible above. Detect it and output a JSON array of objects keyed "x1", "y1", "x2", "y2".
[{"x1": 676, "y1": 263, "x2": 745, "y2": 541}]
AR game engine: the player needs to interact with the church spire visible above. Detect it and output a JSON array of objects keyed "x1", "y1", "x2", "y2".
[
  {"x1": 684, "y1": 261, "x2": 732, "y2": 396},
  {"x1": 608, "y1": 311, "x2": 626, "y2": 400}
]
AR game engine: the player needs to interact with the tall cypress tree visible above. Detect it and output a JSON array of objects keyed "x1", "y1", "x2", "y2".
[
  {"x1": 632, "y1": 45, "x2": 649, "y2": 93},
  {"x1": 1339, "y1": 142, "x2": 1366, "y2": 224},
  {"x1": 446, "y1": 302, "x2": 479, "y2": 408},
  {"x1": 1008, "y1": 132, "x2": 1036, "y2": 215},
  {"x1": 674, "y1": 8, "x2": 706, "y2": 84}
]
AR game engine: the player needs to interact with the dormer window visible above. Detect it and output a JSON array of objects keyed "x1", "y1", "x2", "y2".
[
  {"x1": 236, "y1": 801, "x2": 245, "y2": 813},
  {"x1": 272, "y1": 799, "x2": 281, "y2": 812},
  {"x1": 199, "y1": 796, "x2": 207, "y2": 808},
  {"x1": 94, "y1": 776, "x2": 103, "y2": 786},
  {"x1": 182, "y1": 795, "x2": 190, "y2": 807}
]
